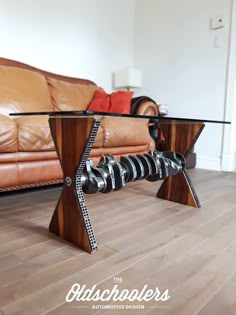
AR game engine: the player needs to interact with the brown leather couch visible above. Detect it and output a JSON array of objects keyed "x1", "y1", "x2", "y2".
[{"x1": 0, "y1": 58, "x2": 159, "y2": 192}]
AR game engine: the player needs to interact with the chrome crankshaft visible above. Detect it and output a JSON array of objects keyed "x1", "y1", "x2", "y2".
[{"x1": 78, "y1": 150, "x2": 185, "y2": 194}]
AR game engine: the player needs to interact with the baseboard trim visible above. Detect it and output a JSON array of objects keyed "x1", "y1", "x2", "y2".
[{"x1": 221, "y1": 153, "x2": 235, "y2": 172}]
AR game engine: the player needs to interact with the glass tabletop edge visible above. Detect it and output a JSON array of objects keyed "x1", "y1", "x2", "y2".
[{"x1": 9, "y1": 110, "x2": 231, "y2": 124}]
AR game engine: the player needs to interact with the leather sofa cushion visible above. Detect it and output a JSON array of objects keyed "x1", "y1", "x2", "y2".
[
  {"x1": 16, "y1": 151, "x2": 58, "y2": 162},
  {"x1": 0, "y1": 163, "x2": 18, "y2": 189},
  {"x1": 15, "y1": 115, "x2": 104, "y2": 151},
  {"x1": 0, "y1": 115, "x2": 17, "y2": 153},
  {"x1": 93, "y1": 126, "x2": 104, "y2": 148},
  {"x1": 101, "y1": 117, "x2": 150, "y2": 148},
  {"x1": 0, "y1": 66, "x2": 53, "y2": 115},
  {"x1": 90, "y1": 144, "x2": 149, "y2": 157},
  {"x1": 18, "y1": 160, "x2": 63, "y2": 186},
  {"x1": 47, "y1": 78, "x2": 100, "y2": 111},
  {"x1": 16, "y1": 116, "x2": 55, "y2": 151}
]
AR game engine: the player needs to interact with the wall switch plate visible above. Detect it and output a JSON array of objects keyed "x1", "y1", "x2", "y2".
[
  {"x1": 214, "y1": 34, "x2": 224, "y2": 48},
  {"x1": 210, "y1": 16, "x2": 224, "y2": 29}
]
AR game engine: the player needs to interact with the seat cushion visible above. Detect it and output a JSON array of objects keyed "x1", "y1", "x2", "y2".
[
  {"x1": 0, "y1": 163, "x2": 18, "y2": 190},
  {"x1": 0, "y1": 115, "x2": 17, "y2": 153},
  {"x1": 0, "y1": 66, "x2": 53, "y2": 115},
  {"x1": 101, "y1": 117, "x2": 150, "y2": 148},
  {"x1": 16, "y1": 116, "x2": 55, "y2": 152},
  {"x1": 47, "y1": 78, "x2": 101, "y2": 111},
  {"x1": 15, "y1": 115, "x2": 104, "y2": 151}
]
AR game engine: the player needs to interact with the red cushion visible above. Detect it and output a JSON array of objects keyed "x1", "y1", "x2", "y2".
[
  {"x1": 87, "y1": 90, "x2": 110, "y2": 112},
  {"x1": 110, "y1": 91, "x2": 133, "y2": 114},
  {"x1": 88, "y1": 90, "x2": 133, "y2": 114}
]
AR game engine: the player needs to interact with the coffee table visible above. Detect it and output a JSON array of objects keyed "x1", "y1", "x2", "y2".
[{"x1": 11, "y1": 111, "x2": 230, "y2": 253}]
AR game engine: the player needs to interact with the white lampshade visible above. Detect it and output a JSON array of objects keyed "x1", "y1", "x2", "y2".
[{"x1": 113, "y1": 67, "x2": 142, "y2": 90}]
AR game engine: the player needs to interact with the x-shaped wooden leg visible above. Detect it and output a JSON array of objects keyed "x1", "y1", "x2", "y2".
[
  {"x1": 49, "y1": 116, "x2": 100, "y2": 253},
  {"x1": 156, "y1": 121, "x2": 205, "y2": 208}
]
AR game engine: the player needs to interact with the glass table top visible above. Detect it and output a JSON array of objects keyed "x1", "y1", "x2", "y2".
[{"x1": 10, "y1": 110, "x2": 231, "y2": 125}]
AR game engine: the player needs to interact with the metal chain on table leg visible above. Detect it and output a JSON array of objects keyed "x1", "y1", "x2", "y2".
[
  {"x1": 183, "y1": 169, "x2": 201, "y2": 208},
  {"x1": 75, "y1": 119, "x2": 101, "y2": 252}
]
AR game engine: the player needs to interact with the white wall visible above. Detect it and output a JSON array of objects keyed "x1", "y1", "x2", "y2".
[
  {"x1": 134, "y1": 0, "x2": 232, "y2": 170},
  {"x1": 0, "y1": 0, "x2": 135, "y2": 92},
  {"x1": 1, "y1": 0, "x2": 234, "y2": 171}
]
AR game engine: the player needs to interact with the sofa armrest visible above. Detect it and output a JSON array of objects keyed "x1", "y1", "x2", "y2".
[{"x1": 130, "y1": 96, "x2": 160, "y2": 116}]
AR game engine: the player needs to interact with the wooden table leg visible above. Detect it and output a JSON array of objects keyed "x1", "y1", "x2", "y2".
[
  {"x1": 156, "y1": 122, "x2": 205, "y2": 208},
  {"x1": 48, "y1": 116, "x2": 101, "y2": 253}
]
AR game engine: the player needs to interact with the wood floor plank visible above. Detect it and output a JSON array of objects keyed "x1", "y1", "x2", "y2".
[
  {"x1": 0, "y1": 254, "x2": 22, "y2": 273},
  {"x1": 143, "y1": 228, "x2": 236, "y2": 314},
  {"x1": 0, "y1": 248, "x2": 74, "y2": 288},
  {"x1": 48, "y1": 232, "x2": 206, "y2": 315},
  {"x1": 0, "y1": 245, "x2": 116, "y2": 309},
  {"x1": 196, "y1": 273, "x2": 236, "y2": 315},
  {"x1": 14, "y1": 239, "x2": 69, "y2": 261},
  {"x1": 0, "y1": 229, "x2": 204, "y2": 315},
  {"x1": 0, "y1": 169, "x2": 235, "y2": 315},
  {"x1": 105, "y1": 195, "x2": 234, "y2": 251},
  {"x1": 91, "y1": 212, "x2": 236, "y2": 314},
  {"x1": 0, "y1": 234, "x2": 52, "y2": 257}
]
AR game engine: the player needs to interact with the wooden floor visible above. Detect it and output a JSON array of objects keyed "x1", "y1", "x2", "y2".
[{"x1": 0, "y1": 169, "x2": 236, "y2": 315}]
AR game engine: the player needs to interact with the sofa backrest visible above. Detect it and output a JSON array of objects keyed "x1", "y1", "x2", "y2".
[
  {"x1": 47, "y1": 77, "x2": 101, "y2": 111},
  {"x1": 0, "y1": 57, "x2": 99, "y2": 115},
  {"x1": 0, "y1": 66, "x2": 53, "y2": 115}
]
